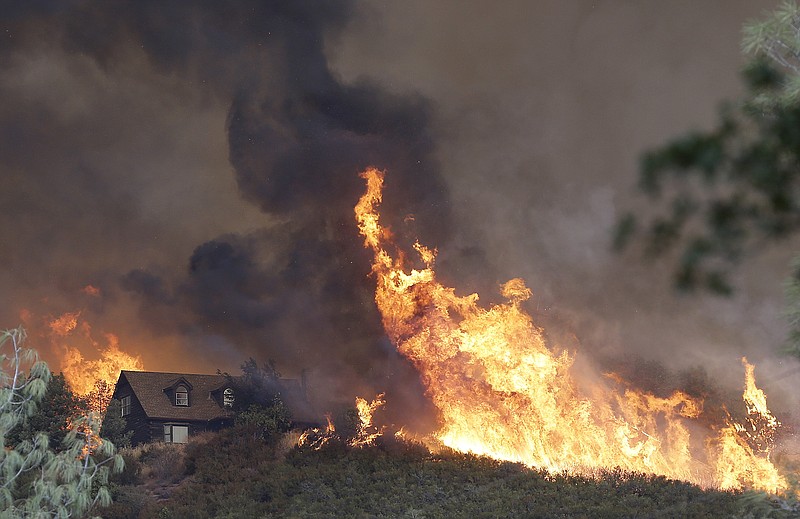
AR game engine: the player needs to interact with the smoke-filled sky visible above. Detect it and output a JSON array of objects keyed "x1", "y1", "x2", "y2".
[{"x1": 2, "y1": 1, "x2": 797, "y2": 416}]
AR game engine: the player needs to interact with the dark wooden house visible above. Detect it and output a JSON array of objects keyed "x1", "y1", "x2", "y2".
[
  {"x1": 111, "y1": 371, "x2": 236, "y2": 445},
  {"x1": 111, "y1": 370, "x2": 318, "y2": 445}
]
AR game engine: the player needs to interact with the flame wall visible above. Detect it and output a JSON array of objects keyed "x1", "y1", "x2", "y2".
[{"x1": 356, "y1": 167, "x2": 788, "y2": 493}]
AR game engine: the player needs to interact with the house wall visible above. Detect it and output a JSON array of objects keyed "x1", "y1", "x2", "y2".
[
  {"x1": 146, "y1": 418, "x2": 234, "y2": 443},
  {"x1": 110, "y1": 378, "x2": 151, "y2": 446},
  {"x1": 109, "y1": 372, "x2": 241, "y2": 445}
]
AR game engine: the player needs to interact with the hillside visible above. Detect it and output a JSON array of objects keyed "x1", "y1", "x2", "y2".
[{"x1": 98, "y1": 426, "x2": 799, "y2": 519}]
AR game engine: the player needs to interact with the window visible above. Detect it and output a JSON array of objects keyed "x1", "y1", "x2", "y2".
[
  {"x1": 223, "y1": 388, "x2": 234, "y2": 408},
  {"x1": 175, "y1": 385, "x2": 188, "y2": 406},
  {"x1": 164, "y1": 424, "x2": 189, "y2": 444},
  {"x1": 121, "y1": 395, "x2": 131, "y2": 417}
]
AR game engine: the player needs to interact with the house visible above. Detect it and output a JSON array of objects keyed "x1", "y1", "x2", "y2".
[
  {"x1": 110, "y1": 370, "x2": 317, "y2": 445},
  {"x1": 110, "y1": 371, "x2": 235, "y2": 445}
]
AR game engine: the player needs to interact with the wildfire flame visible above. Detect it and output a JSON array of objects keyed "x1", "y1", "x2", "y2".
[
  {"x1": 352, "y1": 393, "x2": 386, "y2": 447},
  {"x1": 741, "y1": 356, "x2": 780, "y2": 453},
  {"x1": 355, "y1": 167, "x2": 788, "y2": 493},
  {"x1": 49, "y1": 311, "x2": 80, "y2": 336},
  {"x1": 25, "y1": 307, "x2": 145, "y2": 403},
  {"x1": 59, "y1": 330, "x2": 143, "y2": 396},
  {"x1": 298, "y1": 396, "x2": 386, "y2": 449},
  {"x1": 298, "y1": 414, "x2": 337, "y2": 450}
]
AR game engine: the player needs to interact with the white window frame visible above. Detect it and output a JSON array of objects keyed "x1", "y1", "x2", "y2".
[
  {"x1": 223, "y1": 388, "x2": 234, "y2": 408},
  {"x1": 175, "y1": 385, "x2": 188, "y2": 406},
  {"x1": 164, "y1": 424, "x2": 189, "y2": 444},
  {"x1": 121, "y1": 395, "x2": 131, "y2": 417}
]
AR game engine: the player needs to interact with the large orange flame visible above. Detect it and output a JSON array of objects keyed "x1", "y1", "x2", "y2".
[
  {"x1": 355, "y1": 167, "x2": 788, "y2": 493},
  {"x1": 24, "y1": 307, "x2": 145, "y2": 402},
  {"x1": 352, "y1": 393, "x2": 386, "y2": 447},
  {"x1": 59, "y1": 329, "x2": 143, "y2": 396}
]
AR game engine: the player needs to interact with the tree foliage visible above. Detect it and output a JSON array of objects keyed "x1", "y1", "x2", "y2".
[
  {"x1": 234, "y1": 401, "x2": 291, "y2": 444},
  {"x1": 220, "y1": 358, "x2": 282, "y2": 413},
  {"x1": 7, "y1": 373, "x2": 86, "y2": 452},
  {"x1": 100, "y1": 399, "x2": 133, "y2": 450},
  {"x1": 0, "y1": 327, "x2": 123, "y2": 518},
  {"x1": 615, "y1": 2, "x2": 800, "y2": 295},
  {"x1": 84, "y1": 379, "x2": 114, "y2": 415},
  {"x1": 743, "y1": 0, "x2": 800, "y2": 102},
  {"x1": 220, "y1": 358, "x2": 292, "y2": 441}
]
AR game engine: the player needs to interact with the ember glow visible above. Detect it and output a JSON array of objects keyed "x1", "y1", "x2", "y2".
[{"x1": 355, "y1": 167, "x2": 788, "y2": 493}]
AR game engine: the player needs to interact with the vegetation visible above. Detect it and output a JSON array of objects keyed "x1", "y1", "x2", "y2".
[
  {"x1": 95, "y1": 423, "x2": 798, "y2": 519},
  {"x1": 220, "y1": 358, "x2": 285, "y2": 412},
  {"x1": 0, "y1": 327, "x2": 123, "y2": 518},
  {"x1": 234, "y1": 400, "x2": 291, "y2": 444},
  {"x1": 219, "y1": 358, "x2": 293, "y2": 443},
  {"x1": 100, "y1": 399, "x2": 134, "y2": 450},
  {"x1": 7, "y1": 372, "x2": 87, "y2": 451},
  {"x1": 615, "y1": 1, "x2": 800, "y2": 296},
  {"x1": 85, "y1": 379, "x2": 115, "y2": 414}
]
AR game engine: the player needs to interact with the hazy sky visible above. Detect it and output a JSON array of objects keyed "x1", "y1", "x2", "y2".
[{"x1": 1, "y1": 1, "x2": 796, "y2": 415}]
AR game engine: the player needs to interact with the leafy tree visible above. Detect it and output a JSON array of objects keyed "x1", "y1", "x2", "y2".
[
  {"x1": 7, "y1": 373, "x2": 86, "y2": 452},
  {"x1": 0, "y1": 327, "x2": 123, "y2": 518},
  {"x1": 84, "y1": 379, "x2": 114, "y2": 415},
  {"x1": 615, "y1": 1, "x2": 800, "y2": 295}
]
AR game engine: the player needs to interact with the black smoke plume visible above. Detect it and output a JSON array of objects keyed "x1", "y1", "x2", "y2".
[{"x1": 0, "y1": 0, "x2": 448, "y2": 421}]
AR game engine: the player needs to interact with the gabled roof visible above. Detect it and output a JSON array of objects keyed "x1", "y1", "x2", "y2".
[
  {"x1": 163, "y1": 376, "x2": 193, "y2": 391},
  {"x1": 117, "y1": 371, "x2": 233, "y2": 422}
]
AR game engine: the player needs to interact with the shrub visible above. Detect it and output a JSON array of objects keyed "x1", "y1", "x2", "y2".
[{"x1": 136, "y1": 442, "x2": 186, "y2": 484}]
